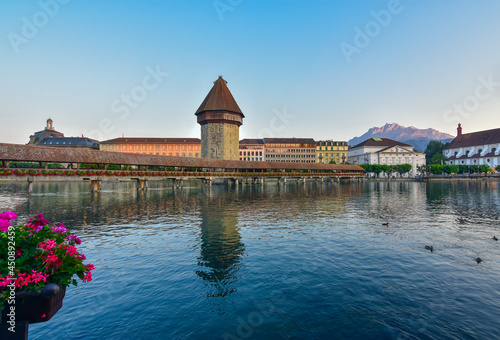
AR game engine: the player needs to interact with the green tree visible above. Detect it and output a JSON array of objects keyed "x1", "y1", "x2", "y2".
[
  {"x1": 425, "y1": 140, "x2": 449, "y2": 164},
  {"x1": 397, "y1": 163, "x2": 412, "y2": 176},
  {"x1": 496, "y1": 165, "x2": 500, "y2": 172}
]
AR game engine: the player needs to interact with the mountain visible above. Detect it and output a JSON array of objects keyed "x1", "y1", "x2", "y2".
[{"x1": 348, "y1": 123, "x2": 454, "y2": 151}]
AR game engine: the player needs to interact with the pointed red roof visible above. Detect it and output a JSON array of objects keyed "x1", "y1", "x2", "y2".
[{"x1": 195, "y1": 76, "x2": 244, "y2": 117}]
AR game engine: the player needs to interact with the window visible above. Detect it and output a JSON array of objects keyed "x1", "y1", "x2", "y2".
[
  {"x1": 156, "y1": 145, "x2": 160, "y2": 150},
  {"x1": 136, "y1": 145, "x2": 139, "y2": 150},
  {"x1": 189, "y1": 153, "x2": 192, "y2": 157},
  {"x1": 176, "y1": 145, "x2": 179, "y2": 150},
  {"x1": 195, "y1": 146, "x2": 199, "y2": 151},
  {"x1": 182, "y1": 145, "x2": 186, "y2": 151},
  {"x1": 189, "y1": 145, "x2": 193, "y2": 151},
  {"x1": 163, "y1": 146, "x2": 166, "y2": 150},
  {"x1": 169, "y1": 145, "x2": 173, "y2": 151}
]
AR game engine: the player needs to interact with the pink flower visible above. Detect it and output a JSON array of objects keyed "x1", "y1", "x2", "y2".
[
  {"x1": 28, "y1": 214, "x2": 49, "y2": 228},
  {"x1": 0, "y1": 219, "x2": 10, "y2": 232},
  {"x1": 38, "y1": 239, "x2": 57, "y2": 250},
  {"x1": 0, "y1": 211, "x2": 17, "y2": 221},
  {"x1": 67, "y1": 234, "x2": 81, "y2": 245},
  {"x1": 0, "y1": 276, "x2": 13, "y2": 287},
  {"x1": 82, "y1": 271, "x2": 92, "y2": 283},
  {"x1": 85, "y1": 263, "x2": 96, "y2": 271},
  {"x1": 65, "y1": 245, "x2": 79, "y2": 257},
  {"x1": 51, "y1": 222, "x2": 67, "y2": 234}
]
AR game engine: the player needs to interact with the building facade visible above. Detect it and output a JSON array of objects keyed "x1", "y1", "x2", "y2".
[
  {"x1": 348, "y1": 138, "x2": 425, "y2": 177},
  {"x1": 239, "y1": 139, "x2": 265, "y2": 161},
  {"x1": 263, "y1": 138, "x2": 316, "y2": 163},
  {"x1": 100, "y1": 137, "x2": 201, "y2": 157},
  {"x1": 29, "y1": 118, "x2": 65, "y2": 144},
  {"x1": 28, "y1": 119, "x2": 99, "y2": 150},
  {"x1": 444, "y1": 124, "x2": 500, "y2": 168},
  {"x1": 195, "y1": 76, "x2": 244, "y2": 161},
  {"x1": 316, "y1": 140, "x2": 348, "y2": 164}
]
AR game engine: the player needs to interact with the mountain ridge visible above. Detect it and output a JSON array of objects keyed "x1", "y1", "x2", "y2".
[{"x1": 348, "y1": 123, "x2": 454, "y2": 151}]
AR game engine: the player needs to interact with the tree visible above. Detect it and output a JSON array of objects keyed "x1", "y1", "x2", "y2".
[
  {"x1": 425, "y1": 140, "x2": 449, "y2": 164},
  {"x1": 397, "y1": 163, "x2": 412, "y2": 176},
  {"x1": 496, "y1": 165, "x2": 500, "y2": 172}
]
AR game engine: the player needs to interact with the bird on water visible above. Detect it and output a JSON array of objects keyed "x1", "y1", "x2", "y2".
[
  {"x1": 475, "y1": 257, "x2": 482, "y2": 264},
  {"x1": 493, "y1": 236, "x2": 498, "y2": 241},
  {"x1": 425, "y1": 245, "x2": 433, "y2": 251},
  {"x1": 382, "y1": 222, "x2": 389, "y2": 226}
]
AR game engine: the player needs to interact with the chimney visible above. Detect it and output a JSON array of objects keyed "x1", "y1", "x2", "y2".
[{"x1": 457, "y1": 123, "x2": 462, "y2": 137}]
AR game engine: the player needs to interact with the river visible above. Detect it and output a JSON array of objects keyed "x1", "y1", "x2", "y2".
[{"x1": 1, "y1": 180, "x2": 499, "y2": 339}]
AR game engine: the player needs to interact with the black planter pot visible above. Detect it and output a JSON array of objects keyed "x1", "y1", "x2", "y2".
[{"x1": 2, "y1": 283, "x2": 66, "y2": 324}]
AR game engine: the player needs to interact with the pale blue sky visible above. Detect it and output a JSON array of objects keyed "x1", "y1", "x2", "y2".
[{"x1": 1, "y1": 0, "x2": 500, "y2": 144}]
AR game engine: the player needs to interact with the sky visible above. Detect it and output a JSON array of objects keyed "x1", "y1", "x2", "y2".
[{"x1": 1, "y1": 0, "x2": 500, "y2": 144}]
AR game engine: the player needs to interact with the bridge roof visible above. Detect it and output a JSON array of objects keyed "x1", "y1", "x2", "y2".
[{"x1": 0, "y1": 143, "x2": 364, "y2": 172}]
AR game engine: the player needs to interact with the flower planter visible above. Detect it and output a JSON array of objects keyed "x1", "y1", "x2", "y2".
[{"x1": 2, "y1": 283, "x2": 66, "y2": 325}]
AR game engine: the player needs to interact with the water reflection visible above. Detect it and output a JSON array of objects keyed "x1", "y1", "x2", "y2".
[{"x1": 196, "y1": 187, "x2": 245, "y2": 299}]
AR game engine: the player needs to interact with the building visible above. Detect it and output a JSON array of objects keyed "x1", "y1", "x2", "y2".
[
  {"x1": 444, "y1": 124, "x2": 500, "y2": 168},
  {"x1": 348, "y1": 138, "x2": 425, "y2": 177},
  {"x1": 28, "y1": 118, "x2": 99, "y2": 150},
  {"x1": 263, "y1": 138, "x2": 316, "y2": 163},
  {"x1": 195, "y1": 76, "x2": 244, "y2": 161},
  {"x1": 239, "y1": 139, "x2": 265, "y2": 161},
  {"x1": 100, "y1": 137, "x2": 201, "y2": 157},
  {"x1": 316, "y1": 140, "x2": 348, "y2": 164},
  {"x1": 28, "y1": 118, "x2": 64, "y2": 144},
  {"x1": 41, "y1": 137, "x2": 99, "y2": 150}
]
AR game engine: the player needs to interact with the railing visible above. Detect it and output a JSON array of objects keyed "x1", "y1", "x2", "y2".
[{"x1": 0, "y1": 168, "x2": 365, "y2": 178}]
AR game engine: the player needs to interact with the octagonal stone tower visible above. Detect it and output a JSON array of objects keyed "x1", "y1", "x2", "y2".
[{"x1": 195, "y1": 76, "x2": 244, "y2": 160}]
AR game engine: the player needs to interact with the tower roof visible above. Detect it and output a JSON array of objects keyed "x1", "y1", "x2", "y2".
[{"x1": 195, "y1": 76, "x2": 244, "y2": 117}]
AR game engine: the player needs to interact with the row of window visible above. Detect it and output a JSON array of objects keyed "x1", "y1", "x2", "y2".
[
  {"x1": 139, "y1": 152, "x2": 199, "y2": 157},
  {"x1": 240, "y1": 151, "x2": 263, "y2": 156},
  {"x1": 102, "y1": 144, "x2": 199, "y2": 152},
  {"x1": 317, "y1": 147, "x2": 348, "y2": 151}
]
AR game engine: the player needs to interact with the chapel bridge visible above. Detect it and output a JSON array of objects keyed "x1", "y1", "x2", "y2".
[{"x1": 0, "y1": 143, "x2": 365, "y2": 192}]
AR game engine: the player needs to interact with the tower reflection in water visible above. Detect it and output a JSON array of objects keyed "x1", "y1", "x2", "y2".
[{"x1": 196, "y1": 188, "x2": 245, "y2": 300}]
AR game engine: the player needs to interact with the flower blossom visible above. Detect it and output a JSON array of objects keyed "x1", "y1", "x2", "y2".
[
  {"x1": 27, "y1": 214, "x2": 49, "y2": 230},
  {"x1": 38, "y1": 239, "x2": 57, "y2": 250},
  {"x1": 51, "y1": 222, "x2": 67, "y2": 234},
  {"x1": 66, "y1": 234, "x2": 81, "y2": 245},
  {"x1": 0, "y1": 276, "x2": 13, "y2": 288},
  {"x1": 82, "y1": 270, "x2": 93, "y2": 283},
  {"x1": 0, "y1": 211, "x2": 17, "y2": 221},
  {"x1": 65, "y1": 245, "x2": 79, "y2": 257},
  {"x1": 0, "y1": 219, "x2": 10, "y2": 232}
]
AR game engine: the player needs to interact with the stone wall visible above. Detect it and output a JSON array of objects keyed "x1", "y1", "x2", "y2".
[{"x1": 201, "y1": 123, "x2": 239, "y2": 160}]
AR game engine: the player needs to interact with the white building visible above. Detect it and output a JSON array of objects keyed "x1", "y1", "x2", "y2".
[
  {"x1": 348, "y1": 138, "x2": 425, "y2": 177},
  {"x1": 444, "y1": 124, "x2": 500, "y2": 168}
]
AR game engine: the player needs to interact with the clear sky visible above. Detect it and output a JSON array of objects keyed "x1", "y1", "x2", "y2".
[{"x1": 1, "y1": 0, "x2": 500, "y2": 144}]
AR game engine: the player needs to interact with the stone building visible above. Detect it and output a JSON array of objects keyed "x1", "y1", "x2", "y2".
[{"x1": 195, "y1": 76, "x2": 244, "y2": 161}]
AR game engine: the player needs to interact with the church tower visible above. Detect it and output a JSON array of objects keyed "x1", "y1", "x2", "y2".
[{"x1": 195, "y1": 76, "x2": 244, "y2": 160}]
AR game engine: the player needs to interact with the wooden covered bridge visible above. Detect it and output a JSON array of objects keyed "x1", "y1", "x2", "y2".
[{"x1": 0, "y1": 143, "x2": 365, "y2": 193}]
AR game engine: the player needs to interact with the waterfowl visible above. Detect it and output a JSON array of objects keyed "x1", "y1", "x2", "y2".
[
  {"x1": 425, "y1": 245, "x2": 433, "y2": 251},
  {"x1": 382, "y1": 222, "x2": 389, "y2": 226},
  {"x1": 475, "y1": 257, "x2": 482, "y2": 264},
  {"x1": 493, "y1": 236, "x2": 498, "y2": 241}
]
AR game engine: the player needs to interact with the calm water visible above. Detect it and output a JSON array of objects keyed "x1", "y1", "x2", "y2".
[{"x1": 1, "y1": 180, "x2": 500, "y2": 340}]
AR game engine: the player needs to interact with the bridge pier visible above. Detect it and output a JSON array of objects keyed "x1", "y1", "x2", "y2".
[
  {"x1": 27, "y1": 177, "x2": 34, "y2": 195},
  {"x1": 91, "y1": 180, "x2": 101, "y2": 193},
  {"x1": 173, "y1": 178, "x2": 183, "y2": 189},
  {"x1": 136, "y1": 179, "x2": 148, "y2": 191}
]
